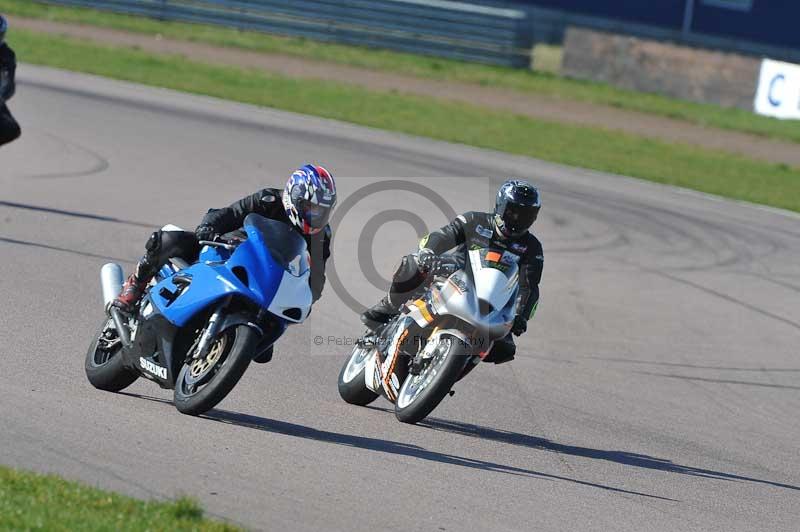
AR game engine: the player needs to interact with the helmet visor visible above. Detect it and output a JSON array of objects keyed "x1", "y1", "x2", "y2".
[
  {"x1": 299, "y1": 200, "x2": 332, "y2": 229},
  {"x1": 503, "y1": 203, "x2": 539, "y2": 234}
]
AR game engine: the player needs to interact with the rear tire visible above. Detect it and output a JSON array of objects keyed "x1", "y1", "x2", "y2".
[
  {"x1": 85, "y1": 317, "x2": 139, "y2": 392},
  {"x1": 394, "y1": 334, "x2": 469, "y2": 424},
  {"x1": 174, "y1": 325, "x2": 257, "y2": 416},
  {"x1": 338, "y1": 345, "x2": 380, "y2": 406}
]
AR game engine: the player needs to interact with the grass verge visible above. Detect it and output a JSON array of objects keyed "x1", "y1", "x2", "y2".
[
  {"x1": 8, "y1": 29, "x2": 800, "y2": 213},
  {"x1": 3, "y1": 0, "x2": 800, "y2": 144},
  {"x1": 0, "y1": 465, "x2": 238, "y2": 531}
]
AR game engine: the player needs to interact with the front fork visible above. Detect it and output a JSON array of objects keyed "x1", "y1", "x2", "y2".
[{"x1": 192, "y1": 296, "x2": 232, "y2": 360}]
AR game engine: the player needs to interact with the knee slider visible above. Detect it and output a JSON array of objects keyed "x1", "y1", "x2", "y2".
[
  {"x1": 390, "y1": 254, "x2": 426, "y2": 302},
  {"x1": 393, "y1": 254, "x2": 421, "y2": 284}
]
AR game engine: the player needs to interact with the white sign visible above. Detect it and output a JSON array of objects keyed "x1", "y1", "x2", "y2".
[{"x1": 754, "y1": 59, "x2": 800, "y2": 120}]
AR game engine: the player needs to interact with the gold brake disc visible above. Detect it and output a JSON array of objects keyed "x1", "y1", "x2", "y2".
[{"x1": 189, "y1": 334, "x2": 228, "y2": 379}]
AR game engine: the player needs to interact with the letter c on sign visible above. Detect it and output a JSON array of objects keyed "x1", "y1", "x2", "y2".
[{"x1": 768, "y1": 74, "x2": 786, "y2": 107}]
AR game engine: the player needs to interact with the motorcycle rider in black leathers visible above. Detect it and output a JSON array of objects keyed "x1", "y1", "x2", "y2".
[
  {"x1": 0, "y1": 15, "x2": 21, "y2": 147},
  {"x1": 361, "y1": 179, "x2": 543, "y2": 364},
  {"x1": 113, "y1": 165, "x2": 337, "y2": 337}
]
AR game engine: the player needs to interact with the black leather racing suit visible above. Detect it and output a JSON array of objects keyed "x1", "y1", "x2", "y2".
[
  {"x1": 391, "y1": 211, "x2": 543, "y2": 321},
  {"x1": 0, "y1": 42, "x2": 20, "y2": 146},
  {"x1": 134, "y1": 188, "x2": 332, "y2": 302}
]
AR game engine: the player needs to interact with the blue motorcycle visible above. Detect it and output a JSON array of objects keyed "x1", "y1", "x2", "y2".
[{"x1": 85, "y1": 214, "x2": 313, "y2": 415}]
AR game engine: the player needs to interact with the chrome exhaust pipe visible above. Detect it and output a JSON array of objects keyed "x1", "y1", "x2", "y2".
[{"x1": 100, "y1": 263, "x2": 124, "y2": 306}]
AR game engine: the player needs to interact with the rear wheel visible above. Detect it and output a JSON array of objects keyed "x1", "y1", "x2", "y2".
[
  {"x1": 173, "y1": 325, "x2": 257, "y2": 416},
  {"x1": 394, "y1": 333, "x2": 469, "y2": 424},
  {"x1": 85, "y1": 316, "x2": 139, "y2": 392},
  {"x1": 337, "y1": 344, "x2": 380, "y2": 406}
]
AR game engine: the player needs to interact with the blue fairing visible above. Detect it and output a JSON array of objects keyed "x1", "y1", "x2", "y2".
[{"x1": 151, "y1": 216, "x2": 293, "y2": 327}]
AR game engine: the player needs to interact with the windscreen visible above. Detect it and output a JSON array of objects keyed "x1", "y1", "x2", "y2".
[
  {"x1": 470, "y1": 248, "x2": 520, "y2": 280},
  {"x1": 244, "y1": 214, "x2": 309, "y2": 275}
]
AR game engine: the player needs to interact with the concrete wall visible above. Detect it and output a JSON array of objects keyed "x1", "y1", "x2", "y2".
[{"x1": 562, "y1": 27, "x2": 760, "y2": 110}]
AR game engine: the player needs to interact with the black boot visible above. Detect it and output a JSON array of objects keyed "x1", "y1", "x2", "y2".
[
  {"x1": 361, "y1": 296, "x2": 400, "y2": 330},
  {"x1": 484, "y1": 333, "x2": 516, "y2": 364},
  {"x1": 253, "y1": 345, "x2": 273, "y2": 364}
]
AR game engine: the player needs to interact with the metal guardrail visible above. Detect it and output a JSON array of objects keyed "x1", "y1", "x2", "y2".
[{"x1": 40, "y1": 0, "x2": 534, "y2": 67}]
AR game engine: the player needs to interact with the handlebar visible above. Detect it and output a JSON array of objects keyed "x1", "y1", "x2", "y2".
[
  {"x1": 431, "y1": 255, "x2": 463, "y2": 276},
  {"x1": 198, "y1": 240, "x2": 238, "y2": 251}
]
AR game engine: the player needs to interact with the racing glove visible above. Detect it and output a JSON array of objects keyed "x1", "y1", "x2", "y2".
[
  {"x1": 511, "y1": 315, "x2": 527, "y2": 336},
  {"x1": 195, "y1": 224, "x2": 217, "y2": 242},
  {"x1": 418, "y1": 248, "x2": 460, "y2": 276},
  {"x1": 416, "y1": 248, "x2": 440, "y2": 273}
]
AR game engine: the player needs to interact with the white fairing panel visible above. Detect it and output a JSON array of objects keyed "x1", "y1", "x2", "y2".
[
  {"x1": 268, "y1": 270, "x2": 313, "y2": 323},
  {"x1": 473, "y1": 267, "x2": 515, "y2": 310},
  {"x1": 161, "y1": 224, "x2": 185, "y2": 232},
  {"x1": 469, "y1": 250, "x2": 517, "y2": 311}
]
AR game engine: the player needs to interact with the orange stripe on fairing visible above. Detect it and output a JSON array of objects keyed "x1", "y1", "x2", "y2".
[
  {"x1": 486, "y1": 251, "x2": 502, "y2": 262},
  {"x1": 384, "y1": 329, "x2": 408, "y2": 402},
  {"x1": 413, "y1": 299, "x2": 434, "y2": 323}
]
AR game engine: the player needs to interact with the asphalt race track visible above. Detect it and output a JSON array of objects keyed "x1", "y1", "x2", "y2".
[{"x1": 2, "y1": 65, "x2": 799, "y2": 531}]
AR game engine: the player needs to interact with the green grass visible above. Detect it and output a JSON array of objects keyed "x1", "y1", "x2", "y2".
[
  {"x1": 4, "y1": 0, "x2": 800, "y2": 144},
  {"x1": 0, "y1": 465, "x2": 239, "y2": 531},
  {"x1": 7, "y1": 29, "x2": 800, "y2": 213}
]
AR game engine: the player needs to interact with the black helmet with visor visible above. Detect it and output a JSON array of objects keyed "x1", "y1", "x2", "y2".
[{"x1": 494, "y1": 179, "x2": 541, "y2": 238}]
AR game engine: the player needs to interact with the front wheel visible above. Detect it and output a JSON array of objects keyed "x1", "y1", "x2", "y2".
[
  {"x1": 85, "y1": 316, "x2": 139, "y2": 392},
  {"x1": 173, "y1": 325, "x2": 257, "y2": 416},
  {"x1": 394, "y1": 333, "x2": 469, "y2": 424},
  {"x1": 338, "y1": 344, "x2": 380, "y2": 406}
]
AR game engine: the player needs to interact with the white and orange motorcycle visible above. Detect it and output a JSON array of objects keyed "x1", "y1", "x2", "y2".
[{"x1": 337, "y1": 247, "x2": 520, "y2": 424}]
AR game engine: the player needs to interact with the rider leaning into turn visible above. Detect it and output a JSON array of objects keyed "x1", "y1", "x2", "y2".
[
  {"x1": 0, "y1": 15, "x2": 21, "y2": 147},
  {"x1": 361, "y1": 179, "x2": 543, "y2": 363},
  {"x1": 113, "y1": 164, "x2": 337, "y2": 313}
]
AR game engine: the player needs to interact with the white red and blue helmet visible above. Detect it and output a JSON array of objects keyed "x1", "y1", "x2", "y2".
[{"x1": 282, "y1": 164, "x2": 337, "y2": 235}]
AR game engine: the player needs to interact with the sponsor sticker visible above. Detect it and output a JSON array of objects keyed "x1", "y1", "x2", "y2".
[
  {"x1": 501, "y1": 251, "x2": 520, "y2": 265},
  {"x1": 476, "y1": 224, "x2": 493, "y2": 239},
  {"x1": 448, "y1": 276, "x2": 469, "y2": 293},
  {"x1": 139, "y1": 357, "x2": 167, "y2": 379},
  {"x1": 511, "y1": 242, "x2": 527, "y2": 253}
]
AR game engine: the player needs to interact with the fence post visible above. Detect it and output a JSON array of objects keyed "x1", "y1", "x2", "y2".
[{"x1": 682, "y1": 0, "x2": 695, "y2": 37}]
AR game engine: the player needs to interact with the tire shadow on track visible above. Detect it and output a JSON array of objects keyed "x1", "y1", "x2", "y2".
[
  {"x1": 117, "y1": 392, "x2": 672, "y2": 500},
  {"x1": 417, "y1": 417, "x2": 800, "y2": 492},
  {"x1": 206, "y1": 409, "x2": 674, "y2": 501}
]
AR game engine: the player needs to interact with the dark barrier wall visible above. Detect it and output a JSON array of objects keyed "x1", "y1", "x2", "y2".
[
  {"x1": 693, "y1": 2, "x2": 800, "y2": 49},
  {"x1": 497, "y1": 0, "x2": 685, "y2": 29},
  {"x1": 477, "y1": 1, "x2": 800, "y2": 51}
]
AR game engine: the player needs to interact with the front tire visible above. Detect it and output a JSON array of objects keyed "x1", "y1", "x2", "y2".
[
  {"x1": 394, "y1": 333, "x2": 469, "y2": 424},
  {"x1": 174, "y1": 325, "x2": 257, "y2": 416},
  {"x1": 338, "y1": 344, "x2": 380, "y2": 406},
  {"x1": 85, "y1": 316, "x2": 139, "y2": 392}
]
